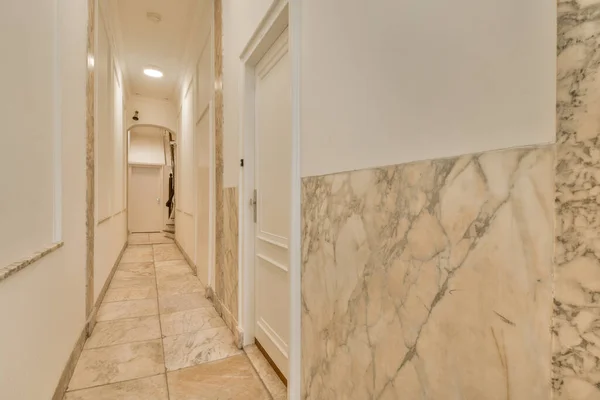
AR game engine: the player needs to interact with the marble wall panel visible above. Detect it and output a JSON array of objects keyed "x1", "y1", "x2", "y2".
[
  {"x1": 212, "y1": 0, "x2": 240, "y2": 345},
  {"x1": 301, "y1": 146, "x2": 554, "y2": 399},
  {"x1": 85, "y1": 0, "x2": 96, "y2": 317},
  {"x1": 553, "y1": 1, "x2": 600, "y2": 398},
  {"x1": 213, "y1": 0, "x2": 225, "y2": 303},
  {"x1": 216, "y1": 187, "x2": 239, "y2": 340}
]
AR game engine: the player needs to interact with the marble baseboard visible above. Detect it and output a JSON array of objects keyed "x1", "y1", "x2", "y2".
[
  {"x1": 205, "y1": 285, "x2": 214, "y2": 301},
  {"x1": 52, "y1": 323, "x2": 88, "y2": 400},
  {"x1": 174, "y1": 239, "x2": 196, "y2": 276},
  {"x1": 214, "y1": 294, "x2": 243, "y2": 349},
  {"x1": 301, "y1": 145, "x2": 554, "y2": 399},
  {"x1": 87, "y1": 241, "x2": 128, "y2": 335}
]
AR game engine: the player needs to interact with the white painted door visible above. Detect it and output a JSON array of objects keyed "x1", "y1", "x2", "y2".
[
  {"x1": 254, "y1": 28, "x2": 291, "y2": 378},
  {"x1": 129, "y1": 166, "x2": 163, "y2": 232},
  {"x1": 196, "y1": 111, "x2": 210, "y2": 286}
]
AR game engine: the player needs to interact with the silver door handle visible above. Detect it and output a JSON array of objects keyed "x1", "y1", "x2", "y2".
[{"x1": 157, "y1": 198, "x2": 160, "y2": 204}]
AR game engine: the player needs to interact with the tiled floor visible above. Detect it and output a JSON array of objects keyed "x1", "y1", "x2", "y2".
[{"x1": 65, "y1": 234, "x2": 284, "y2": 399}]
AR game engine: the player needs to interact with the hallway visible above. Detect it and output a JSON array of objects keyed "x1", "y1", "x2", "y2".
[{"x1": 63, "y1": 235, "x2": 285, "y2": 399}]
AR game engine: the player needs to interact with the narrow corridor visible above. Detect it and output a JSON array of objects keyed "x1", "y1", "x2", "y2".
[{"x1": 63, "y1": 234, "x2": 285, "y2": 399}]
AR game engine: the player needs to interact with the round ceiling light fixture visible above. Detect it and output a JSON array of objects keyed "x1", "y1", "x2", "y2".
[{"x1": 144, "y1": 67, "x2": 163, "y2": 78}]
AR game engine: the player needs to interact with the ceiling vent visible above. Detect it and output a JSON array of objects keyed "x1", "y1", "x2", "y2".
[{"x1": 146, "y1": 12, "x2": 162, "y2": 24}]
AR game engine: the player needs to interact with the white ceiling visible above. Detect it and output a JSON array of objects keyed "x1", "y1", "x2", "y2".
[{"x1": 110, "y1": 0, "x2": 201, "y2": 100}]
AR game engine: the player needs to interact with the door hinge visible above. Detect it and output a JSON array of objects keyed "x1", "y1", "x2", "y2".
[{"x1": 240, "y1": 158, "x2": 244, "y2": 167}]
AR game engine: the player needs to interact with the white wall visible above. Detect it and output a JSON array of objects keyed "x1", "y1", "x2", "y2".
[
  {"x1": 222, "y1": 0, "x2": 274, "y2": 187},
  {"x1": 129, "y1": 131, "x2": 166, "y2": 165},
  {"x1": 127, "y1": 96, "x2": 178, "y2": 132},
  {"x1": 299, "y1": 0, "x2": 556, "y2": 177},
  {"x1": 94, "y1": 2, "x2": 128, "y2": 301},
  {"x1": 0, "y1": 0, "x2": 88, "y2": 398},
  {"x1": 175, "y1": 0, "x2": 213, "y2": 261},
  {"x1": 176, "y1": 80, "x2": 196, "y2": 259},
  {"x1": 0, "y1": 0, "x2": 57, "y2": 267}
]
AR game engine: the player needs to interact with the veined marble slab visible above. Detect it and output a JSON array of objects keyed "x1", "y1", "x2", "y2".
[
  {"x1": 65, "y1": 375, "x2": 168, "y2": 400},
  {"x1": 163, "y1": 326, "x2": 242, "y2": 371},
  {"x1": 160, "y1": 307, "x2": 225, "y2": 337},
  {"x1": 153, "y1": 244, "x2": 185, "y2": 262},
  {"x1": 68, "y1": 340, "x2": 164, "y2": 391},
  {"x1": 121, "y1": 245, "x2": 154, "y2": 263},
  {"x1": 167, "y1": 355, "x2": 270, "y2": 400},
  {"x1": 158, "y1": 292, "x2": 214, "y2": 314},
  {"x1": 301, "y1": 146, "x2": 554, "y2": 399},
  {"x1": 554, "y1": 1, "x2": 600, "y2": 398}
]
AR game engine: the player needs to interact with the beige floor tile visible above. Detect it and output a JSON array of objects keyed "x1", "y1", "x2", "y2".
[
  {"x1": 157, "y1": 275, "x2": 204, "y2": 297},
  {"x1": 148, "y1": 232, "x2": 174, "y2": 244},
  {"x1": 65, "y1": 375, "x2": 168, "y2": 400},
  {"x1": 163, "y1": 326, "x2": 243, "y2": 371},
  {"x1": 85, "y1": 316, "x2": 161, "y2": 349},
  {"x1": 159, "y1": 292, "x2": 214, "y2": 314},
  {"x1": 68, "y1": 340, "x2": 164, "y2": 391},
  {"x1": 121, "y1": 246, "x2": 154, "y2": 263},
  {"x1": 167, "y1": 355, "x2": 271, "y2": 400},
  {"x1": 155, "y1": 261, "x2": 193, "y2": 279},
  {"x1": 128, "y1": 233, "x2": 151, "y2": 245},
  {"x1": 161, "y1": 308, "x2": 225, "y2": 337},
  {"x1": 109, "y1": 275, "x2": 156, "y2": 289},
  {"x1": 97, "y1": 299, "x2": 158, "y2": 322},
  {"x1": 116, "y1": 262, "x2": 155, "y2": 277},
  {"x1": 153, "y1": 244, "x2": 185, "y2": 262},
  {"x1": 245, "y1": 344, "x2": 287, "y2": 400},
  {"x1": 104, "y1": 285, "x2": 157, "y2": 302}
]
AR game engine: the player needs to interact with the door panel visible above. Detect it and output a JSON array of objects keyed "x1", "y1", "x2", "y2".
[
  {"x1": 254, "y1": 28, "x2": 291, "y2": 377},
  {"x1": 129, "y1": 166, "x2": 162, "y2": 232},
  {"x1": 196, "y1": 112, "x2": 210, "y2": 286}
]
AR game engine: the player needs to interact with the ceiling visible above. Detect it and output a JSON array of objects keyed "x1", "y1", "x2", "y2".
[{"x1": 108, "y1": 0, "x2": 201, "y2": 100}]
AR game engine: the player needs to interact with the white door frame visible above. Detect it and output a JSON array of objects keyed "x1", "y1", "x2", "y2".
[{"x1": 239, "y1": 0, "x2": 301, "y2": 397}]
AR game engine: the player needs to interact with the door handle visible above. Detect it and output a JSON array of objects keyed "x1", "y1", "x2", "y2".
[
  {"x1": 157, "y1": 198, "x2": 160, "y2": 204},
  {"x1": 249, "y1": 189, "x2": 257, "y2": 223}
]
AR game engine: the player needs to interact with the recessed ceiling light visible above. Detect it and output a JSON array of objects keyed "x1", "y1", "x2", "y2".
[{"x1": 144, "y1": 68, "x2": 163, "y2": 78}]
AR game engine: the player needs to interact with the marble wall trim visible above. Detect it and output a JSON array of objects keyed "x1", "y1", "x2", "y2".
[
  {"x1": 301, "y1": 145, "x2": 554, "y2": 399},
  {"x1": 0, "y1": 242, "x2": 64, "y2": 283},
  {"x1": 215, "y1": 187, "x2": 240, "y2": 344},
  {"x1": 553, "y1": 1, "x2": 600, "y2": 398},
  {"x1": 212, "y1": 0, "x2": 241, "y2": 345},
  {"x1": 213, "y1": 0, "x2": 224, "y2": 302},
  {"x1": 174, "y1": 238, "x2": 197, "y2": 277},
  {"x1": 51, "y1": 322, "x2": 88, "y2": 400},
  {"x1": 86, "y1": 241, "x2": 128, "y2": 335},
  {"x1": 85, "y1": 0, "x2": 96, "y2": 317},
  {"x1": 215, "y1": 294, "x2": 244, "y2": 349}
]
